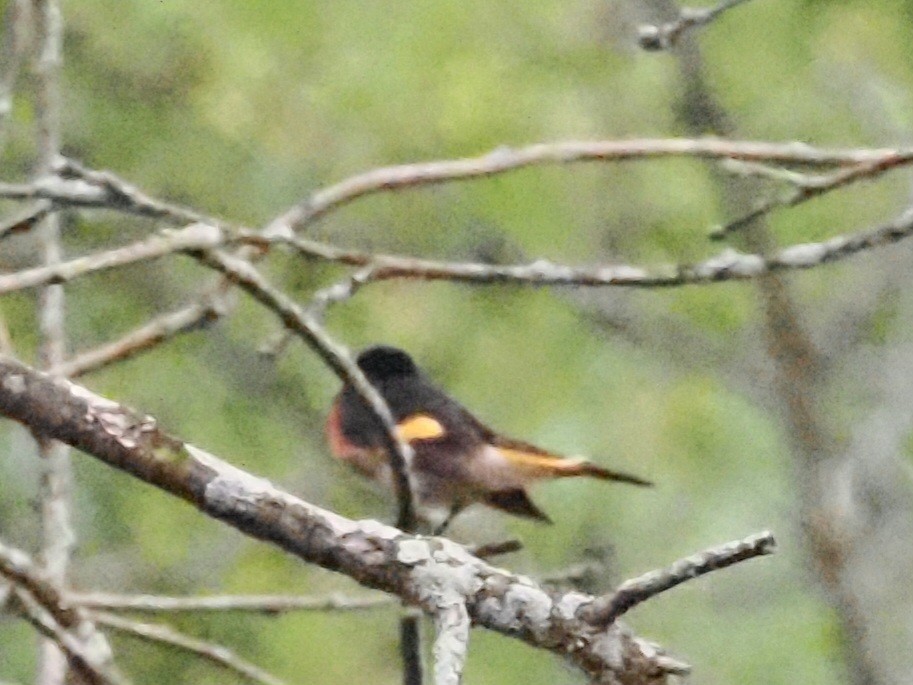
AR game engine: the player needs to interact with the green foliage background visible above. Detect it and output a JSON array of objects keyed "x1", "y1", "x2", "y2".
[{"x1": 2, "y1": 1, "x2": 913, "y2": 683}]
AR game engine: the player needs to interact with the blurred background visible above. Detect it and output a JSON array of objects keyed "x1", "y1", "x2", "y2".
[{"x1": 2, "y1": 0, "x2": 913, "y2": 683}]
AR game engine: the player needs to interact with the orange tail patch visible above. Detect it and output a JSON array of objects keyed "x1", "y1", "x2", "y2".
[{"x1": 498, "y1": 447, "x2": 652, "y2": 486}]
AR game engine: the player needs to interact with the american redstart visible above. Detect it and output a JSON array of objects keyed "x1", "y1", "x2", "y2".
[{"x1": 326, "y1": 345, "x2": 652, "y2": 531}]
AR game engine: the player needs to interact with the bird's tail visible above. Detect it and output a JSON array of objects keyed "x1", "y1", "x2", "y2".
[
  {"x1": 569, "y1": 459, "x2": 653, "y2": 487},
  {"x1": 497, "y1": 445, "x2": 652, "y2": 487}
]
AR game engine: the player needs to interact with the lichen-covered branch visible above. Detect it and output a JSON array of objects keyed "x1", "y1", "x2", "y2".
[
  {"x1": 0, "y1": 354, "x2": 773, "y2": 683},
  {"x1": 578, "y1": 531, "x2": 776, "y2": 626}
]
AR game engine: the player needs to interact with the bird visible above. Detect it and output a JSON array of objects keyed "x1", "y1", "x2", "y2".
[{"x1": 325, "y1": 345, "x2": 652, "y2": 532}]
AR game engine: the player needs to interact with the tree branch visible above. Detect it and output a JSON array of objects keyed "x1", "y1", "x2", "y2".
[
  {"x1": 88, "y1": 611, "x2": 285, "y2": 685},
  {"x1": 577, "y1": 531, "x2": 776, "y2": 626},
  {"x1": 53, "y1": 297, "x2": 226, "y2": 379},
  {"x1": 0, "y1": 223, "x2": 226, "y2": 296},
  {"x1": 265, "y1": 139, "x2": 913, "y2": 233},
  {"x1": 69, "y1": 592, "x2": 391, "y2": 614},
  {"x1": 0, "y1": 353, "x2": 775, "y2": 682}
]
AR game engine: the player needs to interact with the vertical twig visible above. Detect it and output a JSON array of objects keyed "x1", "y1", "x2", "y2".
[
  {"x1": 400, "y1": 614, "x2": 423, "y2": 685},
  {"x1": 30, "y1": 2, "x2": 73, "y2": 685}
]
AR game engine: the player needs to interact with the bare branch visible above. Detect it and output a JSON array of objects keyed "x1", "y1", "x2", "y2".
[
  {"x1": 52, "y1": 156, "x2": 221, "y2": 227},
  {"x1": 0, "y1": 161, "x2": 219, "y2": 228},
  {"x1": 0, "y1": 223, "x2": 226, "y2": 296},
  {"x1": 89, "y1": 611, "x2": 286, "y2": 685},
  {"x1": 259, "y1": 266, "x2": 377, "y2": 362},
  {"x1": 265, "y1": 139, "x2": 913, "y2": 233},
  {"x1": 11, "y1": 590, "x2": 127, "y2": 685},
  {"x1": 308, "y1": 266, "x2": 378, "y2": 321},
  {"x1": 638, "y1": 0, "x2": 756, "y2": 50},
  {"x1": 0, "y1": 538, "x2": 77, "y2": 629},
  {"x1": 283, "y1": 202, "x2": 913, "y2": 287},
  {"x1": 577, "y1": 531, "x2": 776, "y2": 626},
  {"x1": 9, "y1": 202, "x2": 913, "y2": 301},
  {"x1": 711, "y1": 157, "x2": 912, "y2": 240},
  {"x1": 54, "y1": 297, "x2": 225, "y2": 378},
  {"x1": 69, "y1": 592, "x2": 391, "y2": 614}
]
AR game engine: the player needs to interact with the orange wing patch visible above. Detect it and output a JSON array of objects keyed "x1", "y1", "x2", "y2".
[{"x1": 396, "y1": 414, "x2": 446, "y2": 443}]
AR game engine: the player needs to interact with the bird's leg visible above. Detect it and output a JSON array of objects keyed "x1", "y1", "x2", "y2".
[{"x1": 432, "y1": 504, "x2": 463, "y2": 536}]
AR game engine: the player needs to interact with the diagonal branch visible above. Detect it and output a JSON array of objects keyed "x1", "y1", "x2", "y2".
[
  {"x1": 577, "y1": 531, "x2": 776, "y2": 626},
  {"x1": 0, "y1": 538, "x2": 124, "y2": 685},
  {"x1": 0, "y1": 223, "x2": 226, "y2": 296},
  {"x1": 89, "y1": 611, "x2": 285, "y2": 685},
  {"x1": 53, "y1": 298, "x2": 226, "y2": 378},
  {"x1": 711, "y1": 157, "x2": 910, "y2": 240}
]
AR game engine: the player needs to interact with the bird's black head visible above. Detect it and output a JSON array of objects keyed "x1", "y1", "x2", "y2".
[{"x1": 356, "y1": 345, "x2": 417, "y2": 380}]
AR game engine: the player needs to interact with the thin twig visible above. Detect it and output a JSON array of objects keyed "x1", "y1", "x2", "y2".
[
  {"x1": 264, "y1": 139, "x2": 913, "y2": 233},
  {"x1": 0, "y1": 223, "x2": 226, "y2": 296},
  {"x1": 638, "y1": 0, "x2": 756, "y2": 50},
  {"x1": 69, "y1": 592, "x2": 392, "y2": 614},
  {"x1": 0, "y1": 539, "x2": 123, "y2": 685},
  {"x1": 0, "y1": 539, "x2": 76, "y2": 628},
  {"x1": 711, "y1": 157, "x2": 909, "y2": 239},
  {"x1": 260, "y1": 266, "x2": 377, "y2": 361},
  {"x1": 4, "y1": 196, "x2": 913, "y2": 303},
  {"x1": 11, "y1": 590, "x2": 126, "y2": 685},
  {"x1": 0, "y1": 161, "x2": 220, "y2": 228},
  {"x1": 282, "y1": 203, "x2": 913, "y2": 287},
  {"x1": 53, "y1": 156, "x2": 220, "y2": 227},
  {"x1": 308, "y1": 266, "x2": 378, "y2": 321},
  {"x1": 89, "y1": 611, "x2": 285, "y2": 685},
  {"x1": 54, "y1": 297, "x2": 225, "y2": 378},
  {"x1": 578, "y1": 531, "x2": 776, "y2": 626}
]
